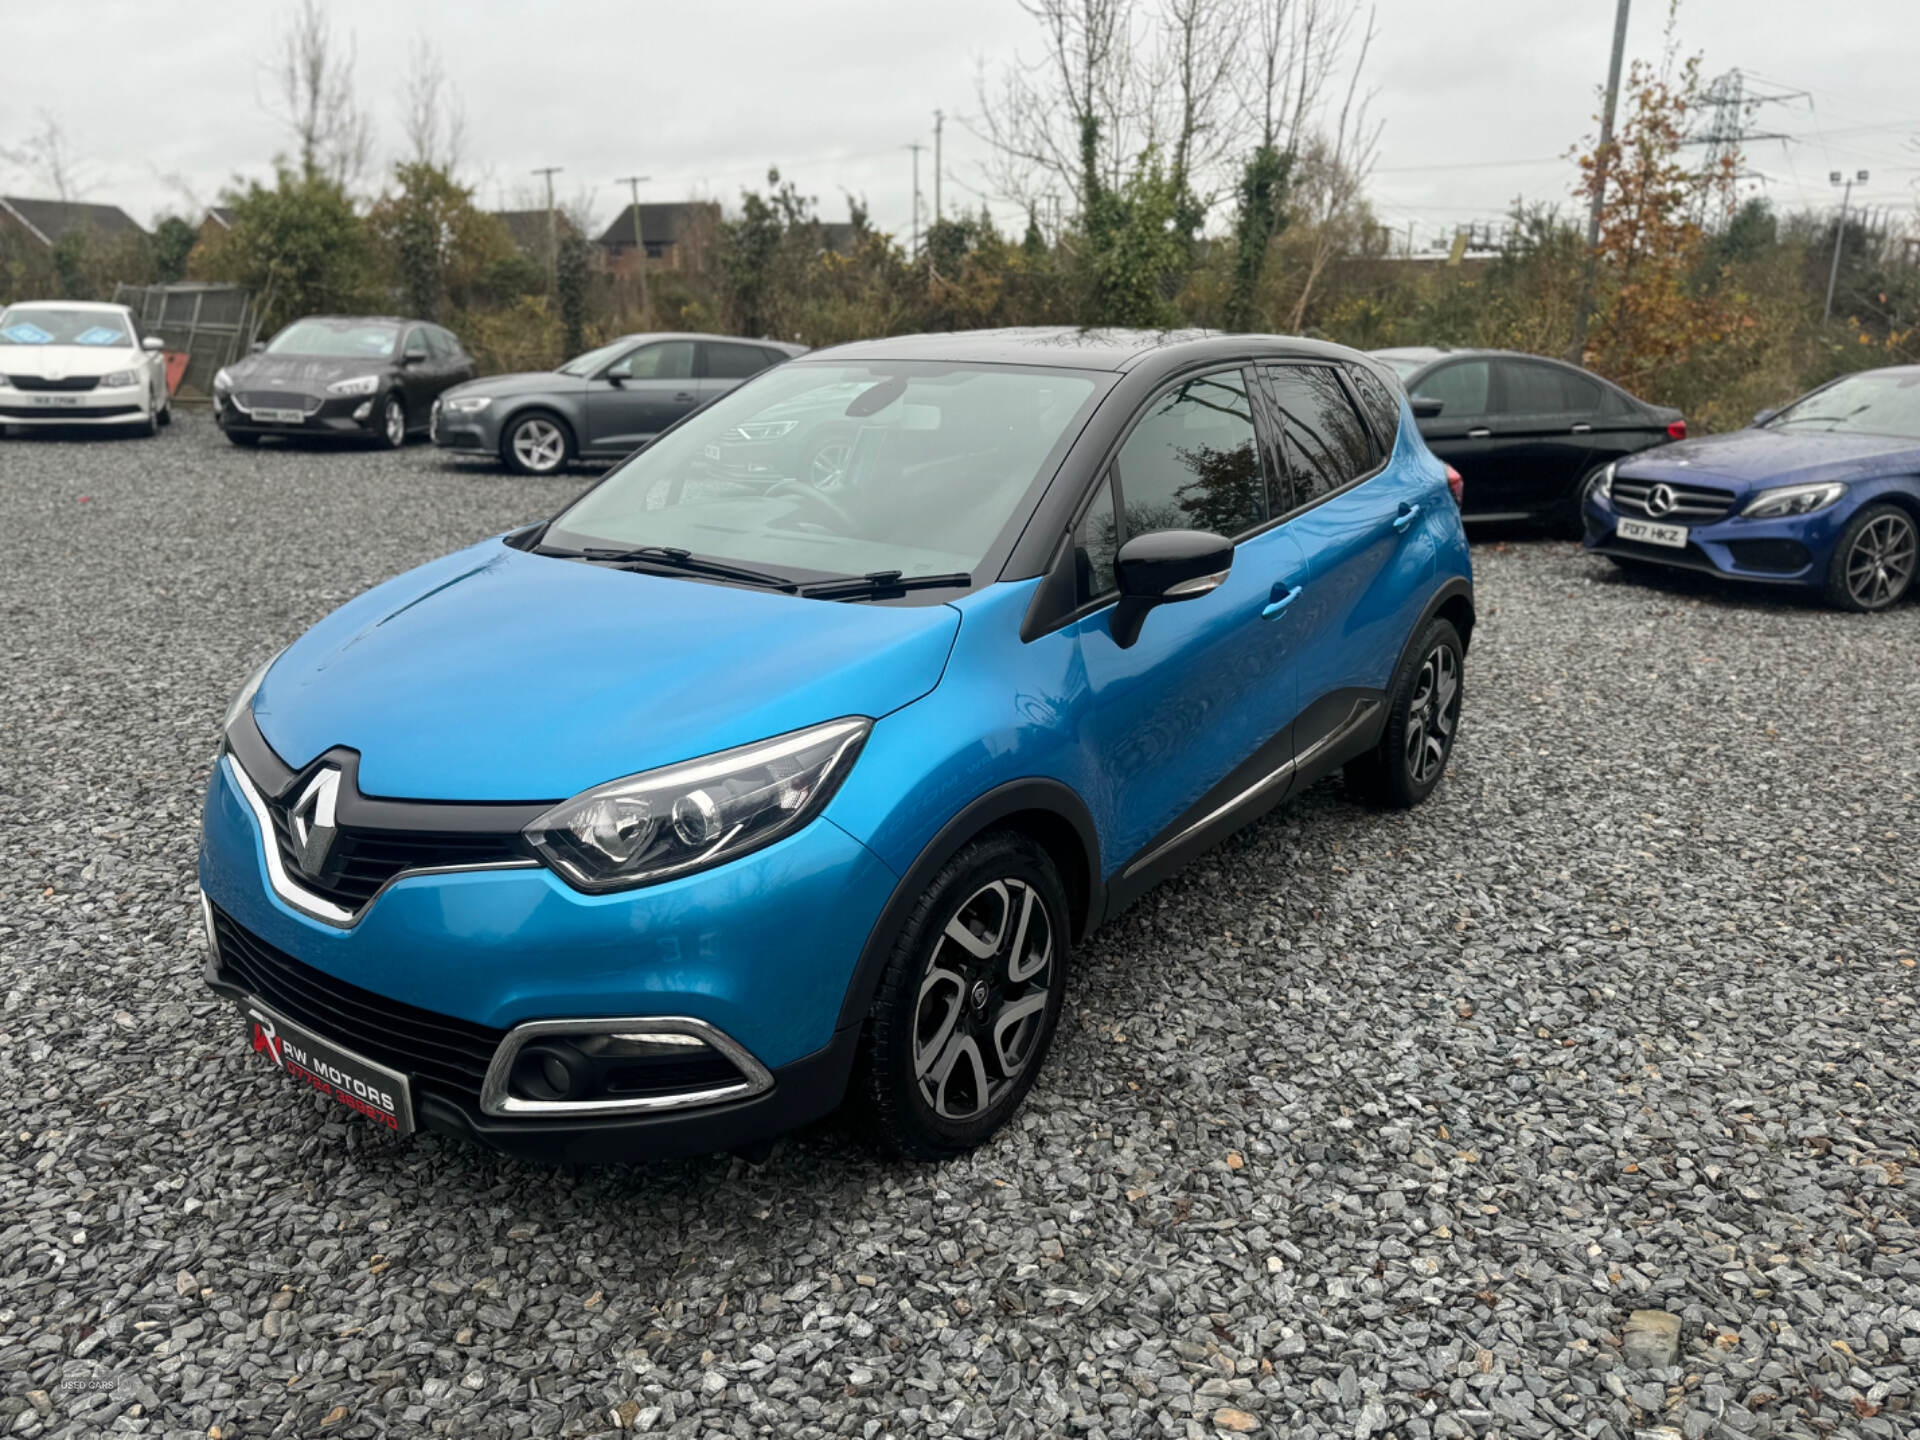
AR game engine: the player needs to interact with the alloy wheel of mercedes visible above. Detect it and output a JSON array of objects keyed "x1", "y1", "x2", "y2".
[{"x1": 1831, "y1": 504, "x2": 1917, "y2": 612}]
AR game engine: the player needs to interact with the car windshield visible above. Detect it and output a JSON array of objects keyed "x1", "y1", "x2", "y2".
[
  {"x1": 543, "y1": 361, "x2": 1104, "y2": 583},
  {"x1": 0, "y1": 307, "x2": 131, "y2": 346},
  {"x1": 1764, "y1": 370, "x2": 1920, "y2": 439},
  {"x1": 557, "y1": 340, "x2": 633, "y2": 376},
  {"x1": 266, "y1": 320, "x2": 398, "y2": 359}
]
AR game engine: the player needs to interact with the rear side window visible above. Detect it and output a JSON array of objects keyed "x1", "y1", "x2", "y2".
[
  {"x1": 1263, "y1": 364, "x2": 1376, "y2": 510},
  {"x1": 1560, "y1": 370, "x2": 1602, "y2": 413},
  {"x1": 1345, "y1": 364, "x2": 1402, "y2": 458},
  {"x1": 1112, "y1": 369, "x2": 1266, "y2": 540},
  {"x1": 1410, "y1": 360, "x2": 1490, "y2": 417},
  {"x1": 1073, "y1": 476, "x2": 1120, "y2": 604},
  {"x1": 706, "y1": 342, "x2": 775, "y2": 379}
]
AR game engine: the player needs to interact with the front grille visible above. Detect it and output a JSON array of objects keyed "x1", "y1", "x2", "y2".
[
  {"x1": 8, "y1": 374, "x2": 98, "y2": 392},
  {"x1": 264, "y1": 802, "x2": 525, "y2": 911},
  {"x1": 1611, "y1": 475, "x2": 1736, "y2": 522},
  {"x1": 0, "y1": 404, "x2": 139, "y2": 419},
  {"x1": 236, "y1": 390, "x2": 320, "y2": 415},
  {"x1": 210, "y1": 905, "x2": 503, "y2": 1101}
]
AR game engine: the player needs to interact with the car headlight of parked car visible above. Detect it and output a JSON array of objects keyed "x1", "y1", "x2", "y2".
[
  {"x1": 220, "y1": 649, "x2": 285, "y2": 741},
  {"x1": 442, "y1": 395, "x2": 492, "y2": 414},
  {"x1": 524, "y1": 717, "x2": 870, "y2": 893},
  {"x1": 213, "y1": 368, "x2": 233, "y2": 393},
  {"x1": 1594, "y1": 461, "x2": 1615, "y2": 502},
  {"x1": 1741, "y1": 481, "x2": 1847, "y2": 519},
  {"x1": 326, "y1": 374, "x2": 382, "y2": 397},
  {"x1": 101, "y1": 368, "x2": 136, "y2": 387}
]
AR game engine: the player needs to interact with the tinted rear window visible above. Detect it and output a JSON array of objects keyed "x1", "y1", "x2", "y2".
[
  {"x1": 1345, "y1": 364, "x2": 1402, "y2": 457},
  {"x1": 707, "y1": 342, "x2": 775, "y2": 379},
  {"x1": 1264, "y1": 365, "x2": 1376, "y2": 510}
]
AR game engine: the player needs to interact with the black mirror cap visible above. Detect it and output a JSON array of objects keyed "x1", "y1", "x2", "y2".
[
  {"x1": 1110, "y1": 529, "x2": 1233, "y2": 648},
  {"x1": 403, "y1": 350, "x2": 428, "y2": 365},
  {"x1": 1410, "y1": 397, "x2": 1443, "y2": 419}
]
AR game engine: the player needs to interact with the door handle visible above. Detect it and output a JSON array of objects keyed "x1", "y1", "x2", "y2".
[
  {"x1": 1466, "y1": 427, "x2": 1492, "y2": 439},
  {"x1": 1570, "y1": 422, "x2": 1593, "y2": 434},
  {"x1": 1393, "y1": 502, "x2": 1422, "y2": 533},
  {"x1": 1261, "y1": 584, "x2": 1300, "y2": 620}
]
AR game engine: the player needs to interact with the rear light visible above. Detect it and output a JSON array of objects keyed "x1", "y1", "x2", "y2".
[
  {"x1": 1444, "y1": 464, "x2": 1464, "y2": 505},
  {"x1": 1667, "y1": 419, "x2": 1687, "y2": 440}
]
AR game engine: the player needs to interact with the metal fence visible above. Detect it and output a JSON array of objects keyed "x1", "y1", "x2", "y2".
[{"x1": 111, "y1": 283, "x2": 261, "y2": 403}]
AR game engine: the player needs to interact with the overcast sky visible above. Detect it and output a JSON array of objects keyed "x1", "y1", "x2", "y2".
[{"x1": 5, "y1": 0, "x2": 1917, "y2": 250}]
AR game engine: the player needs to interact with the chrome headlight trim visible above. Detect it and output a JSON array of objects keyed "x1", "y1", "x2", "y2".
[
  {"x1": 1739, "y1": 481, "x2": 1847, "y2": 519},
  {"x1": 326, "y1": 373, "x2": 382, "y2": 397},
  {"x1": 443, "y1": 395, "x2": 492, "y2": 414},
  {"x1": 477, "y1": 1015, "x2": 773, "y2": 1118}
]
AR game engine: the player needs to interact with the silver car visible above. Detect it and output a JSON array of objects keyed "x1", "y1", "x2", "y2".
[{"x1": 432, "y1": 332, "x2": 806, "y2": 475}]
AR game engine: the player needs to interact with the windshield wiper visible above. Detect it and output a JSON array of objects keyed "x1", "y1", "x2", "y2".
[
  {"x1": 553, "y1": 544, "x2": 801, "y2": 592},
  {"x1": 798, "y1": 570, "x2": 972, "y2": 601}
]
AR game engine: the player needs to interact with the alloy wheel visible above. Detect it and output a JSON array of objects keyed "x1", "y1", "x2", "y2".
[
  {"x1": 1845, "y1": 512, "x2": 1916, "y2": 609},
  {"x1": 809, "y1": 440, "x2": 854, "y2": 488},
  {"x1": 513, "y1": 418, "x2": 566, "y2": 473},
  {"x1": 384, "y1": 397, "x2": 405, "y2": 447},
  {"x1": 1403, "y1": 643, "x2": 1461, "y2": 786},
  {"x1": 912, "y1": 878, "x2": 1054, "y2": 1122}
]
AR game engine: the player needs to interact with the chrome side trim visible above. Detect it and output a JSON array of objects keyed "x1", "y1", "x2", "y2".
[
  {"x1": 223, "y1": 755, "x2": 537, "y2": 930},
  {"x1": 197, "y1": 887, "x2": 220, "y2": 982},
  {"x1": 1122, "y1": 698, "x2": 1381, "y2": 880},
  {"x1": 478, "y1": 1016, "x2": 775, "y2": 1118}
]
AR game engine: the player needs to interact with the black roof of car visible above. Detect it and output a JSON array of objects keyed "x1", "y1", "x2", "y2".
[{"x1": 808, "y1": 326, "x2": 1371, "y2": 373}]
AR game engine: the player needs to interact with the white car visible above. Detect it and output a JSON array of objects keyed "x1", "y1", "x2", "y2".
[{"x1": 0, "y1": 300, "x2": 172, "y2": 436}]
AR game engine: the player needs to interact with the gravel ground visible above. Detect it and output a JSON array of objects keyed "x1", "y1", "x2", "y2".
[{"x1": 1, "y1": 414, "x2": 1915, "y2": 1440}]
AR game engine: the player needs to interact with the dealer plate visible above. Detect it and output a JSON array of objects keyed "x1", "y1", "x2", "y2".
[
  {"x1": 252, "y1": 407, "x2": 308, "y2": 424},
  {"x1": 28, "y1": 393, "x2": 85, "y2": 408},
  {"x1": 1617, "y1": 517, "x2": 1687, "y2": 548},
  {"x1": 241, "y1": 1000, "x2": 414, "y2": 1137}
]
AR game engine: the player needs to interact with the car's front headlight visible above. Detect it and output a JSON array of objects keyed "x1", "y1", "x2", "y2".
[
  {"x1": 1741, "y1": 481, "x2": 1846, "y2": 519},
  {"x1": 327, "y1": 374, "x2": 382, "y2": 397},
  {"x1": 525, "y1": 718, "x2": 870, "y2": 892},
  {"x1": 220, "y1": 649, "x2": 284, "y2": 740},
  {"x1": 213, "y1": 367, "x2": 234, "y2": 392},
  {"x1": 1594, "y1": 461, "x2": 1615, "y2": 503},
  {"x1": 101, "y1": 369, "x2": 136, "y2": 388},
  {"x1": 443, "y1": 395, "x2": 492, "y2": 414}
]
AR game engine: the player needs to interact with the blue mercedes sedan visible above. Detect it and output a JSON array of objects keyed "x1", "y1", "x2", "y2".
[
  {"x1": 1584, "y1": 366, "x2": 1920, "y2": 611},
  {"x1": 199, "y1": 328, "x2": 1473, "y2": 1164}
]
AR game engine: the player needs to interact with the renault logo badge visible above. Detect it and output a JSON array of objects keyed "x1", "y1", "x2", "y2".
[
  {"x1": 1646, "y1": 482, "x2": 1677, "y2": 517},
  {"x1": 288, "y1": 768, "x2": 341, "y2": 875}
]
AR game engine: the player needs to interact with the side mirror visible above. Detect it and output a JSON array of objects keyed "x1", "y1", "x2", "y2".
[
  {"x1": 250, "y1": 340, "x2": 266, "y2": 354},
  {"x1": 1109, "y1": 529, "x2": 1233, "y2": 649},
  {"x1": 403, "y1": 350, "x2": 427, "y2": 366},
  {"x1": 1410, "y1": 397, "x2": 1443, "y2": 419},
  {"x1": 1751, "y1": 408, "x2": 1774, "y2": 427},
  {"x1": 141, "y1": 336, "x2": 164, "y2": 352}
]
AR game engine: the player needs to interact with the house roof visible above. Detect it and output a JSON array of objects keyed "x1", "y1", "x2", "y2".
[
  {"x1": 204, "y1": 206, "x2": 236, "y2": 230},
  {"x1": 0, "y1": 196, "x2": 147, "y2": 247},
  {"x1": 595, "y1": 201, "x2": 721, "y2": 250}
]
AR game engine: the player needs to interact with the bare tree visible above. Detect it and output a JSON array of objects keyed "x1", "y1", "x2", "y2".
[
  {"x1": 1284, "y1": 7, "x2": 1379, "y2": 328},
  {"x1": 2, "y1": 111, "x2": 85, "y2": 201},
  {"x1": 400, "y1": 37, "x2": 466, "y2": 174},
  {"x1": 268, "y1": 0, "x2": 373, "y2": 186},
  {"x1": 1148, "y1": 0, "x2": 1242, "y2": 222}
]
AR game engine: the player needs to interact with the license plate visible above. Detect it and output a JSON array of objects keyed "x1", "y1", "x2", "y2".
[
  {"x1": 1617, "y1": 517, "x2": 1687, "y2": 548},
  {"x1": 242, "y1": 1001, "x2": 414, "y2": 1137},
  {"x1": 29, "y1": 393, "x2": 84, "y2": 408},
  {"x1": 252, "y1": 407, "x2": 307, "y2": 424}
]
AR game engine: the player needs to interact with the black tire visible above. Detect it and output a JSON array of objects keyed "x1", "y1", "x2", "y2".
[
  {"x1": 156, "y1": 399, "x2": 172, "y2": 427},
  {"x1": 225, "y1": 430, "x2": 260, "y2": 448},
  {"x1": 1824, "y1": 502, "x2": 1917, "y2": 612},
  {"x1": 501, "y1": 411, "x2": 573, "y2": 476},
  {"x1": 377, "y1": 394, "x2": 407, "y2": 450},
  {"x1": 1345, "y1": 617, "x2": 1464, "y2": 810},
  {"x1": 853, "y1": 831, "x2": 1071, "y2": 1160}
]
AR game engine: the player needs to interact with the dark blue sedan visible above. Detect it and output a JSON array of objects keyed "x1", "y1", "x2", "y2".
[{"x1": 1584, "y1": 366, "x2": 1920, "y2": 611}]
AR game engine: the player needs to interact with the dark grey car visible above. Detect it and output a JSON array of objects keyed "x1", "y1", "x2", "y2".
[{"x1": 432, "y1": 332, "x2": 807, "y2": 475}]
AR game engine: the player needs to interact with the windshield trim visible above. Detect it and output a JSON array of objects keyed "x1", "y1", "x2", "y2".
[{"x1": 537, "y1": 357, "x2": 1117, "y2": 603}]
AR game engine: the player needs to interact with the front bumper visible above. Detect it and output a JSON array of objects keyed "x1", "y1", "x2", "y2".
[
  {"x1": 430, "y1": 399, "x2": 502, "y2": 454},
  {"x1": 0, "y1": 382, "x2": 149, "y2": 425},
  {"x1": 217, "y1": 390, "x2": 385, "y2": 438},
  {"x1": 1582, "y1": 492, "x2": 1847, "y2": 587},
  {"x1": 198, "y1": 753, "x2": 900, "y2": 1161}
]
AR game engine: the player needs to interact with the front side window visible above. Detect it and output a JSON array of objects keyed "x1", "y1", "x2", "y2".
[
  {"x1": 0, "y1": 306, "x2": 131, "y2": 347},
  {"x1": 266, "y1": 320, "x2": 398, "y2": 359},
  {"x1": 609, "y1": 341, "x2": 695, "y2": 380},
  {"x1": 1764, "y1": 370, "x2": 1920, "y2": 439},
  {"x1": 1113, "y1": 370, "x2": 1265, "y2": 541},
  {"x1": 402, "y1": 327, "x2": 429, "y2": 360},
  {"x1": 544, "y1": 361, "x2": 1104, "y2": 583},
  {"x1": 557, "y1": 339, "x2": 631, "y2": 376},
  {"x1": 1265, "y1": 364, "x2": 1375, "y2": 509},
  {"x1": 1073, "y1": 477, "x2": 1120, "y2": 604},
  {"x1": 706, "y1": 342, "x2": 772, "y2": 379},
  {"x1": 1410, "y1": 360, "x2": 1491, "y2": 417}
]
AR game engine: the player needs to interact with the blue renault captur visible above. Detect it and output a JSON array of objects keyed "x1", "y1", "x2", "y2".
[
  {"x1": 1584, "y1": 365, "x2": 1920, "y2": 611},
  {"x1": 200, "y1": 329, "x2": 1474, "y2": 1163}
]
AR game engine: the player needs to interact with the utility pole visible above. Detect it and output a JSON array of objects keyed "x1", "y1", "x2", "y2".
[
  {"x1": 532, "y1": 165, "x2": 563, "y2": 293},
  {"x1": 1824, "y1": 169, "x2": 1868, "y2": 325},
  {"x1": 615, "y1": 174, "x2": 653, "y2": 328},
  {"x1": 905, "y1": 142, "x2": 924, "y2": 260},
  {"x1": 932, "y1": 109, "x2": 944, "y2": 229},
  {"x1": 1569, "y1": 0, "x2": 1631, "y2": 363}
]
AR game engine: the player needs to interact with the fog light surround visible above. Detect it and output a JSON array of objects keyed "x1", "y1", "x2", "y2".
[{"x1": 480, "y1": 1016, "x2": 772, "y2": 1117}]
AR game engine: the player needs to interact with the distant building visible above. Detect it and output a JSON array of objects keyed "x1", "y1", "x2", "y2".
[
  {"x1": 0, "y1": 196, "x2": 147, "y2": 250},
  {"x1": 491, "y1": 208, "x2": 580, "y2": 263},
  {"x1": 595, "y1": 202, "x2": 721, "y2": 272},
  {"x1": 196, "y1": 206, "x2": 237, "y2": 249}
]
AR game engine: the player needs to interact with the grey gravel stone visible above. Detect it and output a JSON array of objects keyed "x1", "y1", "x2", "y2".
[{"x1": 1, "y1": 423, "x2": 1916, "y2": 1440}]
